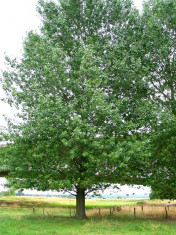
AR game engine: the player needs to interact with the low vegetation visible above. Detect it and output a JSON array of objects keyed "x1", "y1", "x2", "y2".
[{"x1": 0, "y1": 197, "x2": 176, "y2": 234}]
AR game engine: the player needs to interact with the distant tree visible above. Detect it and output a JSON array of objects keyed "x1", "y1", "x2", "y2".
[
  {"x1": 150, "y1": 185, "x2": 176, "y2": 200},
  {"x1": 0, "y1": 188, "x2": 15, "y2": 197},
  {"x1": 15, "y1": 190, "x2": 24, "y2": 196}
]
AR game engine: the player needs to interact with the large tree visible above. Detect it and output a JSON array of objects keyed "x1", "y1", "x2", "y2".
[{"x1": 1, "y1": 0, "x2": 150, "y2": 218}]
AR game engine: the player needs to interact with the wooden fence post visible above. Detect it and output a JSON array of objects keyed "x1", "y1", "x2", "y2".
[
  {"x1": 142, "y1": 206, "x2": 143, "y2": 212},
  {"x1": 110, "y1": 208, "x2": 112, "y2": 216},
  {"x1": 70, "y1": 208, "x2": 71, "y2": 216},
  {"x1": 33, "y1": 207, "x2": 35, "y2": 214},
  {"x1": 134, "y1": 208, "x2": 136, "y2": 218},
  {"x1": 165, "y1": 207, "x2": 168, "y2": 218}
]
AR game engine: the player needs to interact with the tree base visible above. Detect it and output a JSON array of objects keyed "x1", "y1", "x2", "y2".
[
  {"x1": 75, "y1": 214, "x2": 88, "y2": 219},
  {"x1": 75, "y1": 187, "x2": 87, "y2": 219}
]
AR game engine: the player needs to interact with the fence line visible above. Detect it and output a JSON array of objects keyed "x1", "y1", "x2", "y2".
[{"x1": 0, "y1": 204, "x2": 175, "y2": 219}]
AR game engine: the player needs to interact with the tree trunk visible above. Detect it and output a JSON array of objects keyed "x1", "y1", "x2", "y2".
[{"x1": 75, "y1": 187, "x2": 87, "y2": 219}]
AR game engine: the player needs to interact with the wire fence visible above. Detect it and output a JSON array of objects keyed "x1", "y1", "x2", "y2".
[{"x1": 0, "y1": 204, "x2": 176, "y2": 219}]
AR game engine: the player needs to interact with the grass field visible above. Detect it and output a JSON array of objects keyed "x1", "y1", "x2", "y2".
[
  {"x1": 0, "y1": 196, "x2": 144, "y2": 208},
  {"x1": 0, "y1": 197, "x2": 176, "y2": 234}
]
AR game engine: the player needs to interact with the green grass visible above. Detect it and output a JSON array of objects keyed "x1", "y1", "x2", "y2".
[
  {"x1": 0, "y1": 196, "x2": 144, "y2": 208},
  {"x1": 0, "y1": 197, "x2": 176, "y2": 234},
  {"x1": 0, "y1": 207, "x2": 176, "y2": 235}
]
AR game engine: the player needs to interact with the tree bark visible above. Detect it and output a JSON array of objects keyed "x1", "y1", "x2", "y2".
[{"x1": 75, "y1": 187, "x2": 87, "y2": 219}]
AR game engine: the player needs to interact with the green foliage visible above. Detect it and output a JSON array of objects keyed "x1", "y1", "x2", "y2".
[
  {"x1": 149, "y1": 186, "x2": 176, "y2": 200},
  {"x1": 0, "y1": 189, "x2": 15, "y2": 197},
  {"x1": 1, "y1": 0, "x2": 149, "y2": 195},
  {"x1": 141, "y1": 0, "x2": 176, "y2": 199},
  {"x1": 142, "y1": 0, "x2": 176, "y2": 114}
]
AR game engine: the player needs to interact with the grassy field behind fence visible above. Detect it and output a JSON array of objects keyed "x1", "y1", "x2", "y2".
[
  {"x1": 0, "y1": 196, "x2": 144, "y2": 208},
  {"x1": 1, "y1": 197, "x2": 176, "y2": 234}
]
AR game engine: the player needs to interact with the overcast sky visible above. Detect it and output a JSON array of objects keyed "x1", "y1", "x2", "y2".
[{"x1": 0, "y1": 0, "x2": 149, "y2": 195}]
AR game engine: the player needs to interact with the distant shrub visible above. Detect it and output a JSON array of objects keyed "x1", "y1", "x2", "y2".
[
  {"x1": 1, "y1": 190, "x2": 15, "y2": 196},
  {"x1": 150, "y1": 186, "x2": 176, "y2": 200}
]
